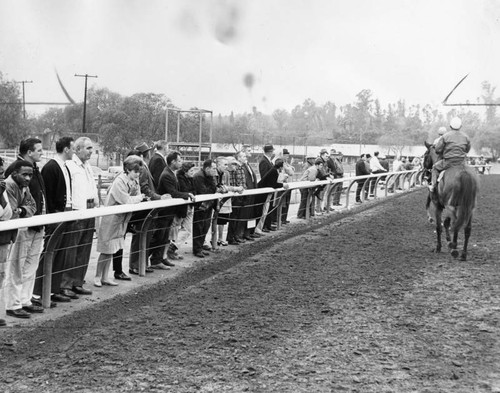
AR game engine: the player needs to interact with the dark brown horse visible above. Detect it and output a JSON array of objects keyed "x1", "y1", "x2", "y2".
[{"x1": 423, "y1": 141, "x2": 479, "y2": 260}]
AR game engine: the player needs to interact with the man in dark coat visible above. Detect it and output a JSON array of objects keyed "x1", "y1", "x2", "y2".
[
  {"x1": 33, "y1": 136, "x2": 75, "y2": 305},
  {"x1": 148, "y1": 140, "x2": 168, "y2": 189},
  {"x1": 192, "y1": 160, "x2": 218, "y2": 258},
  {"x1": 256, "y1": 159, "x2": 289, "y2": 231},
  {"x1": 327, "y1": 149, "x2": 344, "y2": 206},
  {"x1": 238, "y1": 150, "x2": 260, "y2": 240},
  {"x1": 157, "y1": 151, "x2": 194, "y2": 261},
  {"x1": 355, "y1": 154, "x2": 370, "y2": 203}
]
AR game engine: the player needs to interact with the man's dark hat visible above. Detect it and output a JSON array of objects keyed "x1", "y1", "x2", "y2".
[
  {"x1": 263, "y1": 144, "x2": 274, "y2": 153},
  {"x1": 134, "y1": 142, "x2": 151, "y2": 153},
  {"x1": 283, "y1": 148, "x2": 290, "y2": 155}
]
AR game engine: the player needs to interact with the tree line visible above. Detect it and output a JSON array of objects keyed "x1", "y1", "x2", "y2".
[{"x1": 0, "y1": 71, "x2": 499, "y2": 159}]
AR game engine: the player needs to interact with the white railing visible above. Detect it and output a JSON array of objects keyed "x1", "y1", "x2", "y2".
[{"x1": 0, "y1": 168, "x2": 424, "y2": 308}]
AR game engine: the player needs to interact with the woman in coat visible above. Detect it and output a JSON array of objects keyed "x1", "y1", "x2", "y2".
[{"x1": 95, "y1": 156, "x2": 145, "y2": 287}]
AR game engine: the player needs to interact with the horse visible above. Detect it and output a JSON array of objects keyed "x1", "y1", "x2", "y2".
[{"x1": 423, "y1": 141, "x2": 479, "y2": 260}]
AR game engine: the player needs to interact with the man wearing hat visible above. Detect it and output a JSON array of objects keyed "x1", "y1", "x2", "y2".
[
  {"x1": 273, "y1": 148, "x2": 294, "y2": 225},
  {"x1": 259, "y1": 144, "x2": 275, "y2": 179},
  {"x1": 429, "y1": 117, "x2": 471, "y2": 192},
  {"x1": 258, "y1": 144, "x2": 277, "y2": 231},
  {"x1": 326, "y1": 149, "x2": 344, "y2": 207}
]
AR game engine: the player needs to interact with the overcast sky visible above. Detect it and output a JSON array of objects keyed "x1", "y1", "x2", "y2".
[{"x1": 1, "y1": 0, "x2": 500, "y2": 116}]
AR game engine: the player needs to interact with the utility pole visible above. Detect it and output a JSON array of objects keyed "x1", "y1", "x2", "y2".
[
  {"x1": 75, "y1": 73, "x2": 98, "y2": 133},
  {"x1": 15, "y1": 80, "x2": 33, "y2": 119}
]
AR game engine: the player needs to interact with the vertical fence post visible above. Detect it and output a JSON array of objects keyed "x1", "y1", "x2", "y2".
[
  {"x1": 139, "y1": 210, "x2": 157, "y2": 277},
  {"x1": 42, "y1": 222, "x2": 67, "y2": 309}
]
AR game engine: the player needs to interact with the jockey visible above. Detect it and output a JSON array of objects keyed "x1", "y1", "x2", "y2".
[
  {"x1": 433, "y1": 126, "x2": 447, "y2": 148},
  {"x1": 428, "y1": 117, "x2": 471, "y2": 192}
]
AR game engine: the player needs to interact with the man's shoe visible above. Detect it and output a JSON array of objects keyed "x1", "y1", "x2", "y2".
[
  {"x1": 194, "y1": 252, "x2": 205, "y2": 258},
  {"x1": 72, "y1": 286, "x2": 92, "y2": 295},
  {"x1": 151, "y1": 263, "x2": 170, "y2": 270},
  {"x1": 250, "y1": 233, "x2": 263, "y2": 238},
  {"x1": 243, "y1": 236, "x2": 255, "y2": 242},
  {"x1": 235, "y1": 237, "x2": 246, "y2": 243},
  {"x1": 202, "y1": 250, "x2": 210, "y2": 256},
  {"x1": 266, "y1": 227, "x2": 277, "y2": 231},
  {"x1": 115, "y1": 272, "x2": 132, "y2": 281},
  {"x1": 51, "y1": 293, "x2": 71, "y2": 303},
  {"x1": 32, "y1": 297, "x2": 57, "y2": 308},
  {"x1": 60, "y1": 289, "x2": 79, "y2": 299},
  {"x1": 0, "y1": 319, "x2": 6, "y2": 327},
  {"x1": 282, "y1": 220, "x2": 290, "y2": 224},
  {"x1": 6, "y1": 309, "x2": 31, "y2": 319},
  {"x1": 22, "y1": 305, "x2": 44, "y2": 313},
  {"x1": 217, "y1": 240, "x2": 228, "y2": 246},
  {"x1": 262, "y1": 228, "x2": 270, "y2": 232},
  {"x1": 161, "y1": 259, "x2": 176, "y2": 267},
  {"x1": 129, "y1": 268, "x2": 140, "y2": 275},
  {"x1": 94, "y1": 277, "x2": 102, "y2": 287},
  {"x1": 202, "y1": 244, "x2": 212, "y2": 251},
  {"x1": 145, "y1": 267, "x2": 154, "y2": 273}
]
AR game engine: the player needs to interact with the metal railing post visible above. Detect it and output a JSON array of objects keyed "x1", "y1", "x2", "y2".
[
  {"x1": 42, "y1": 222, "x2": 67, "y2": 309},
  {"x1": 139, "y1": 209, "x2": 157, "y2": 277}
]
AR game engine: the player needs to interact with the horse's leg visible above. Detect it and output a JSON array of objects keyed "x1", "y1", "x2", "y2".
[
  {"x1": 443, "y1": 216, "x2": 451, "y2": 242},
  {"x1": 450, "y1": 229, "x2": 459, "y2": 258},
  {"x1": 460, "y1": 219, "x2": 472, "y2": 261},
  {"x1": 434, "y1": 209, "x2": 443, "y2": 253}
]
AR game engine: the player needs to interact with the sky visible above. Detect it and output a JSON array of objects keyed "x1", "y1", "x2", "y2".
[{"x1": 1, "y1": 0, "x2": 500, "y2": 117}]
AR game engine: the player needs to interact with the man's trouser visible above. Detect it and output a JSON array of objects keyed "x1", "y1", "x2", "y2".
[
  {"x1": 6, "y1": 228, "x2": 44, "y2": 310},
  {"x1": 61, "y1": 219, "x2": 95, "y2": 290}
]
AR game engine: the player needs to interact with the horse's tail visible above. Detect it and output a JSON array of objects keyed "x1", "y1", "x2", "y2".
[{"x1": 450, "y1": 169, "x2": 478, "y2": 231}]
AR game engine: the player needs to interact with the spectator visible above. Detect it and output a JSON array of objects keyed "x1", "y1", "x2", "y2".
[
  {"x1": 170, "y1": 162, "x2": 196, "y2": 251},
  {"x1": 157, "y1": 151, "x2": 194, "y2": 262},
  {"x1": 126, "y1": 146, "x2": 168, "y2": 276},
  {"x1": 297, "y1": 156, "x2": 318, "y2": 219},
  {"x1": 314, "y1": 152, "x2": 330, "y2": 213},
  {"x1": 95, "y1": 156, "x2": 145, "y2": 287},
  {"x1": 259, "y1": 144, "x2": 274, "y2": 179},
  {"x1": 226, "y1": 153, "x2": 247, "y2": 244},
  {"x1": 327, "y1": 149, "x2": 344, "y2": 207},
  {"x1": 192, "y1": 160, "x2": 218, "y2": 258},
  {"x1": 5, "y1": 138, "x2": 46, "y2": 316},
  {"x1": 216, "y1": 156, "x2": 244, "y2": 246},
  {"x1": 256, "y1": 158, "x2": 289, "y2": 231},
  {"x1": 61, "y1": 137, "x2": 98, "y2": 298},
  {"x1": 368, "y1": 151, "x2": 387, "y2": 197},
  {"x1": 355, "y1": 154, "x2": 370, "y2": 203},
  {"x1": 4, "y1": 160, "x2": 37, "y2": 318},
  {"x1": 0, "y1": 157, "x2": 13, "y2": 325},
  {"x1": 33, "y1": 136, "x2": 75, "y2": 306},
  {"x1": 149, "y1": 140, "x2": 168, "y2": 190},
  {"x1": 237, "y1": 150, "x2": 260, "y2": 241},
  {"x1": 274, "y1": 149, "x2": 294, "y2": 225}
]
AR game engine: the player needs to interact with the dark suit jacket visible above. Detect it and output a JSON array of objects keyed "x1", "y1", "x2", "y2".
[
  {"x1": 258, "y1": 156, "x2": 273, "y2": 180},
  {"x1": 148, "y1": 152, "x2": 167, "y2": 190},
  {"x1": 41, "y1": 159, "x2": 68, "y2": 213},
  {"x1": 158, "y1": 166, "x2": 191, "y2": 217},
  {"x1": 242, "y1": 163, "x2": 257, "y2": 190},
  {"x1": 355, "y1": 159, "x2": 370, "y2": 182},
  {"x1": 257, "y1": 167, "x2": 284, "y2": 189}
]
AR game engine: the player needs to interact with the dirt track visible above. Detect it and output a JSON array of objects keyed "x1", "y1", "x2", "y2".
[{"x1": 1, "y1": 175, "x2": 499, "y2": 392}]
